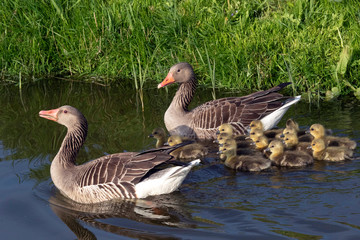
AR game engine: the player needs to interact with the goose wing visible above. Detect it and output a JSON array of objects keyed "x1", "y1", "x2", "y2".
[
  {"x1": 190, "y1": 83, "x2": 290, "y2": 134},
  {"x1": 77, "y1": 151, "x2": 174, "y2": 198}
]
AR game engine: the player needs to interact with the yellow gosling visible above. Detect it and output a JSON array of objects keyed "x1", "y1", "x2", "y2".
[
  {"x1": 310, "y1": 138, "x2": 353, "y2": 161},
  {"x1": 249, "y1": 120, "x2": 283, "y2": 139},
  {"x1": 167, "y1": 135, "x2": 208, "y2": 160},
  {"x1": 283, "y1": 133, "x2": 312, "y2": 155},
  {"x1": 221, "y1": 139, "x2": 271, "y2": 172},
  {"x1": 267, "y1": 140, "x2": 313, "y2": 167},
  {"x1": 254, "y1": 135, "x2": 269, "y2": 151},
  {"x1": 217, "y1": 123, "x2": 247, "y2": 141},
  {"x1": 148, "y1": 127, "x2": 167, "y2": 148},
  {"x1": 309, "y1": 124, "x2": 356, "y2": 150}
]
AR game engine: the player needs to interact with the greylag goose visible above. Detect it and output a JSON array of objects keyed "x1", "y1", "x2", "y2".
[
  {"x1": 310, "y1": 138, "x2": 353, "y2": 161},
  {"x1": 253, "y1": 135, "x2": 269, "y2": 152},
  {"x1": 220, "y1": 139, "x2": 271, "y2": 172},
  {"x1": 148, "y1": 127, "x2": 167, "y2": 148},
  {"x1": 309, "y1": 124, "x2": 357, "y2": 150},
  {"x1": 167, "y1": 135, "x2": 208, "y2": 160},
  {"x1": 158, "y1": 62, "x2": 301, "y2": 140},
  {"x1": 281, "y1": 126, "x2": 313, "y2": 142},
  {"x1": 249, "y1": 118, "x2": 300, "y2": 139},
  {"x1": 39, "y1": 105, "x2": 200, "y2": 204},
  {"x1": 216, "y1": 123, "x2": 247, "y2": 141},
  {"x1": 282, "y1": 133, "x2": 312, "y2": 155},
  {"x1": 266, "y1": 140, "x2": 313, "y2": 167},
  {"x1": 215, "y1": 132, "x2": 252, "y2": 148},
  {"x1": 248, "y1": 120, "x2": 284, "y2": 139}
]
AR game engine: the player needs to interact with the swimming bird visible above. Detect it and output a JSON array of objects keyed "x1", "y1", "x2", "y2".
[
  {"x1": 220, "y1": 138, "x2": 271, "y2": 172},
  {"x1": 167, "y1": 135, "x2": 208, "y2": 160},
  {"x1": 281, "y1": 126, "x2": 312, "y2": 142},
  {"x1": 282, "y1": 133, "x2": 312, "y2": 155},
  {"x1": 39, "y1": 105, "x2": 200, "y2": 204},
  {"x1": 309, "y1": 124, "x2": 357, "y2": 150},
  {"x1": 249, "y1": 118, "x2": 301, "y2": 139},
  {"x1": 148, "y1": 127, "x2": 167, "y2": 148},
  {"x1": 310, "y1": 138, "x2": 353, "y2": 161},
  {"x1": 249, "y1": 128, "x2": 267, "y2": 142},
  {"x1": 266, "y1": 140, "x2": 313, "y2": 167},
  {"x1": 253, "y1": 135, "x2": 269, "y2": 152},
  {"x1": 248, "y1": 120, "x2": 284, "y2": 139},
  {"x1": 158, "y1": 62, "x2": 301, "y2": 140},
  {"x1": 215, "y1": 132, "x2": 252, "y2": 149},
  {"x1": 216, "y1": 123, "x2": 247, "y2": 141}
]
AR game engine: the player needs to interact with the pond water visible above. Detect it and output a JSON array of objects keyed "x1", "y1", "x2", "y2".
[{"x1": 0, "y1": 81, "x2": 360, "y2": 239}]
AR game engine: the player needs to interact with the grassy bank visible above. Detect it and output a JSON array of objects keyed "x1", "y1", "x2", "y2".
[{"x1": 1, "y1": 0, "x2": 360, "y2": 99}]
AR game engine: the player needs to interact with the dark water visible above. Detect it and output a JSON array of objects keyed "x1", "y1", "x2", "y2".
[{"x1": 1, "y1": 81, "x2": 360, "y2": 240}]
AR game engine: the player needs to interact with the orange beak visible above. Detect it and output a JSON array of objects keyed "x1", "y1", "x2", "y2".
[
  {"x1": 39, "y1": 108, "x2": 59, "y2": 122},
  {"x1": 157, "y1": 72, "x2": 175, "y2": 88}
]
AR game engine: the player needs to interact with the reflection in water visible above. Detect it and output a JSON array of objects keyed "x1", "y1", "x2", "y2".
[{"x1": 49, "y1": 190, "x2": 198, "y2": 239}]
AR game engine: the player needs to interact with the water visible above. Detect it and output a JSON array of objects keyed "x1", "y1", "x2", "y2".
[{"x1": 1, "y1": 81, "x2": 360, "y2": 239}]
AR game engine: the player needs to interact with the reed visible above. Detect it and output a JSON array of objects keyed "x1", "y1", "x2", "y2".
[{"x1": 1, "y1": 0, "x2": 359, "y2": 98}]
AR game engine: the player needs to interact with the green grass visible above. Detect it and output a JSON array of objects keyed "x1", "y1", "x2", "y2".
[{"x1": 1, "y1": 0, "x2": 360, "y2": 99}]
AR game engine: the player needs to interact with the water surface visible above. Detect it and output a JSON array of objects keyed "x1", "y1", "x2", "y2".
[{"x1": 0, "y1": 81, "x2": 360, "y2": 239}]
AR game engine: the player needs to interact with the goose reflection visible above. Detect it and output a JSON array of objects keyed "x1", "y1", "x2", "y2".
[{"x1": 49, "y1": 190, "x2": 197, "y2": 239}]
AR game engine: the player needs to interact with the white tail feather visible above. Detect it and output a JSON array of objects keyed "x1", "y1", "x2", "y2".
[
  {"x1": 135, "y1": 159, "x2": 200, "y2": 198},
  {"x1": 260, "y1": 95, "x2": 301, "y2": 131}
]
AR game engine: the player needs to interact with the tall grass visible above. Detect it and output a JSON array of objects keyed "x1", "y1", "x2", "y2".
[{"x1": 1, "y1": 0, "x2": 360, "y2": 98}]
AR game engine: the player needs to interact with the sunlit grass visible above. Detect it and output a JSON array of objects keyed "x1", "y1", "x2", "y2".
[{"x1": 1, "y1": 0, "x2": 359, "y2": 98}]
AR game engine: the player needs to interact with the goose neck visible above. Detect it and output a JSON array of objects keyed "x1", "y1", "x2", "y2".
[
  {"x1": 54, "y1": 121, "x2": 88, "y2": 168},
  {"x1": 172, "y1": 77, "x2": 197, "y2": 111}
]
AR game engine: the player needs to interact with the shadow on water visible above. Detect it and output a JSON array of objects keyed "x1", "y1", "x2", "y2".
[
  {"x1": 48, "y1": 191, "x2": 199, "y2": 240},
  {"x1": 1, "y1": 80, "x2": 360, "y2": 239}
]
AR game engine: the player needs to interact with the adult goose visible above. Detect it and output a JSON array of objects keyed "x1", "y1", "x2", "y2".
[
  {"x1": 39, "y1": 105, "x2": 200, "y2": 204},
  {"x1": 158, "y1": 62, "x2": 301, "y2": 140}
]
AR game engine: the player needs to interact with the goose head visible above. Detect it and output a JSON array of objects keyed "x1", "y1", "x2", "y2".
[
  {"x1": 249, "y1": 129, "x2": 264, "y2": 142},
  {"x1": 309, "y1": 124, "x2": 326, "y2": 139},
  {"x1": 149, "y1": 127, "x2": 167, "y2": 140},
  {"x1": 311, "y1": 138, "x2": 326, "y2": 152},
  {"x1": 39, "y1": 105, "x2": 86, "y2": 128},
  {"x1": 254, "y1": 135, "x2": 269, "y2": 150},
  {"x1": 282, "y1": 133, "x2": 299, "y2": 148},
  {"x1": 158, "y1": 62, "x2": 195, "y2": 88},
  {"x1": 280, "y1": 126, "x2": 297, "y2": 138},
  {"x1": 286, "y1": 118, "x2": 299, "y2": 131},
  {"x1": 167, "y1": 135, "x2": 183, "y2": 146},
  {"x1": 249, "y1": 120, "x2": 264, "y2": 131},
  {"x1": 215, "y1": 132, "x2": 232, "y2": 144},
  {"x1": 266, "y1": 140, "x2": 284, "y2": 155},
  {"x1": 216, "y1": 123, "x2": 234, "y2": 135},
  {"x1": 219, "y1": 138, "x2": 237, "y2": 157}
]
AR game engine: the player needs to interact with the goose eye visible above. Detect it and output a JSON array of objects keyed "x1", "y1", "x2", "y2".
[
  {"x1": 285, "y1": 138, "x2": 289, "y2": 141},
  {"x1": 177, "y1": 69, "x2": 181, "y2": 72},
  {"x1": 64, "y1": 110, "x2": 68, "y2": 113},
  {"x1": 154, "y1": 132, "x2": 157, "y2": 134},
  {"x1": 311, "y1": 128, "x2": 314, "y2": 131}
]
